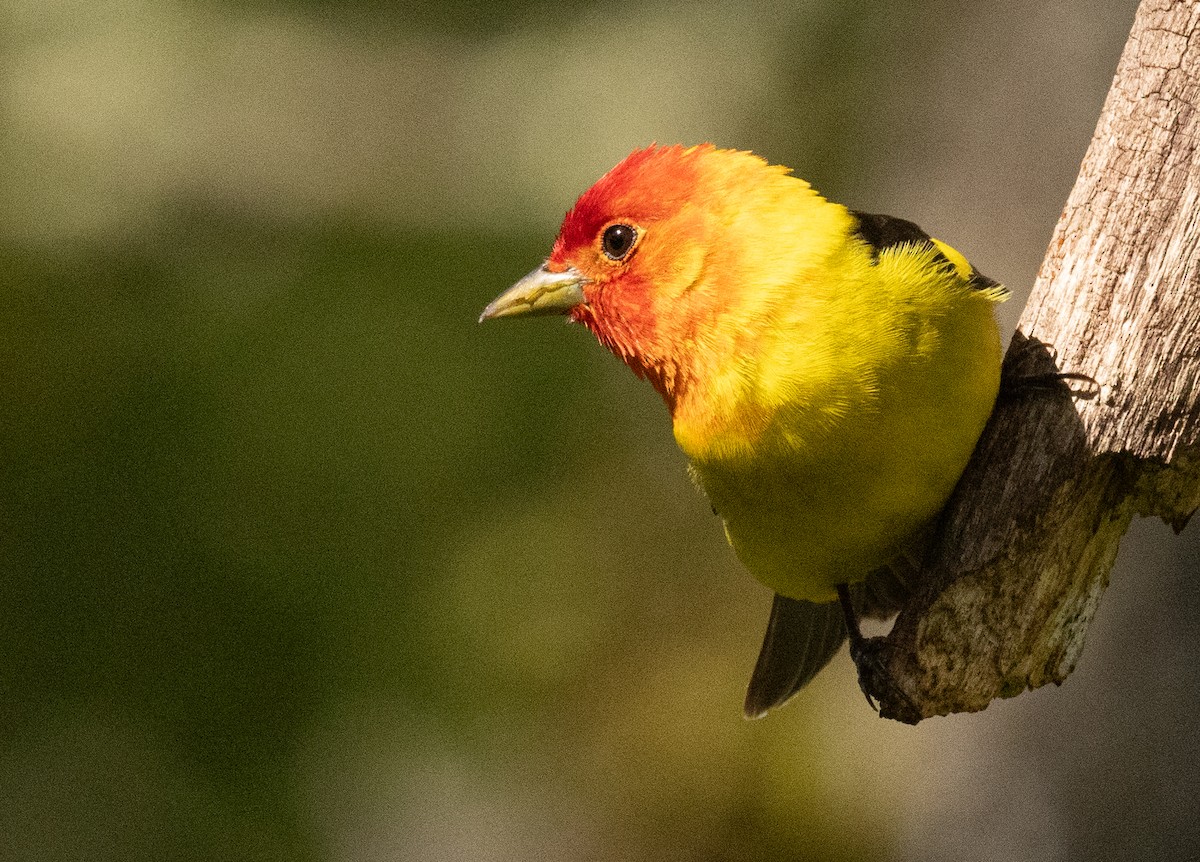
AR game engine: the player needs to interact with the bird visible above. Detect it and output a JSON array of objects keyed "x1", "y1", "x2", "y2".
[{"x1": 479, "y1": 144, "x2": 1007, "y2": 717}]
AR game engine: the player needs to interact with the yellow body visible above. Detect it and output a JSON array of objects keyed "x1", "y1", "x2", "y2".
[
  {"x1": 483, "y1": 144, "x2": 1005, "y2": 605},
  {"x1": 671, "y1": 214, "x2": 1003, "y2": 602}
]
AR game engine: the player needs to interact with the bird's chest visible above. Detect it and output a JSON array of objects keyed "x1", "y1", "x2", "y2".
[
  {"x1": 681, "y1": 422, "x2": 891, "y2": 601},
  {"x1": 671, "y1": 372, "x2": 981, "y2": 602}
]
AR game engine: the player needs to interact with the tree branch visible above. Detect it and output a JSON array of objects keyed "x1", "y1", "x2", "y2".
[{"x1": 870, "y1": 0, "x2": 1200, "y2": 723}]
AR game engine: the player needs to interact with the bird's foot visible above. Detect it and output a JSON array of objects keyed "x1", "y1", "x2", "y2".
[
  {"x1": 998, "y1": 336, "x2": 1099, "y2": 402},
  {"x1": 846, "y1": 634, "x2": 922, "y2": 721},
  {"x1": 837, "y1": 583, "x2": 922, "y2": 721},
  {"x1": 846, "y1": 634, "x2": 884, "y2": 711},
  {"x1": 999, "y1": 370, "x2": 1099, "y2": 402}
]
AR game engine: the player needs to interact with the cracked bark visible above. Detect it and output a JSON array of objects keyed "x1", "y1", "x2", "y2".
[{"x1": 869, "y1": 0, "x2": 1200, "y2": 723}]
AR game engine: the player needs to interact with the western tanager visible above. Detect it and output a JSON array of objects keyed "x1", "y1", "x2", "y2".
[{"x1": 480, "y1": 144, "x2": 1006, "y2": 717}]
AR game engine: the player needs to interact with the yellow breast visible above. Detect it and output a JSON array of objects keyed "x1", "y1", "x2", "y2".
[{"x1": 673, "y1": 241, "x2": 1003, "y2": 602}]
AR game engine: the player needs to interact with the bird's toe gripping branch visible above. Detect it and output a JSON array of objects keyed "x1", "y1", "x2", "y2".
[{"x1": 836, "y1": 583, "x2": 921, "y2": 722}]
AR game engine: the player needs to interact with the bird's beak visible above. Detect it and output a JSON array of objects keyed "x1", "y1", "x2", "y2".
[{"x1": 479, "y1": 265, "x2": 587, "y2": 322}]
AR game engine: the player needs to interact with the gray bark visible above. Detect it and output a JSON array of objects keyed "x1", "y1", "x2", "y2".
[{"x1": 871, "y1": 0, "x2": 1200, "y2": 723}]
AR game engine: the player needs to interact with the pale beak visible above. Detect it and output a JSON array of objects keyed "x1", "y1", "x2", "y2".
[{"x1": 479, "y1": 265, "x2": 587, "y2": 322}]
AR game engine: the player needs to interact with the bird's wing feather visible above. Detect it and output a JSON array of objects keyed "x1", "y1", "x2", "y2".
[
  {"x1": 849, "y1": 210, "x2": 939, "y2": 261},
  {"x1": 850, "y1": 210, "x2": 1010, "y2": 300}
]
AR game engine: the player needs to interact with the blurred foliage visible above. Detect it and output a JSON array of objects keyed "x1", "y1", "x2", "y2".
[
  {"x1": 0, "y1": 204, "x2": 898, "y2": 860},
  {"x1": 204, "y1": 0, "x2": 600, "y2": 36}
]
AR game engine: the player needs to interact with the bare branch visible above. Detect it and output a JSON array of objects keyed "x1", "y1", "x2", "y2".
[{"x1": 871, "y1": 0, "x2": 1200, "y2": 723}]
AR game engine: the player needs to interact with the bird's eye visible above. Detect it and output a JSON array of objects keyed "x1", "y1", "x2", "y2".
[{"x1": 601, "y1": 224, "x2": 638, "y2": 261}]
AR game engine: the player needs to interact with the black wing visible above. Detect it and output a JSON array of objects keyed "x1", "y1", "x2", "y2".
[{"x1": 850, "y1": 210, "x2": 1002, "y2": 293}]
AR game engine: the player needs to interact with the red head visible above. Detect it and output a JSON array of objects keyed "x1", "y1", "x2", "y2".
[{"x1": 481, "y1": 144, "x2": 838, "y2": 409}]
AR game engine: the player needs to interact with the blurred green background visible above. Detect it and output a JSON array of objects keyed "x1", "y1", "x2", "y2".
[{"x1": 3, "y1": 0, "x2": 1198, "y2": 859}]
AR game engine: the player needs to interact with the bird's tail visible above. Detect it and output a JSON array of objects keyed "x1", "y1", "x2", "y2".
[
  {"x1": 742, "y1": 562, "x2": 913, "y2": 718},
  {"x1": 743, "y1": 594, "x2": 846, "y2": 719}
]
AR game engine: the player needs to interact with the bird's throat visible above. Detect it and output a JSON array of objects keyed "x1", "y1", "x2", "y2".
[{"x1": 574, "y1": 298, "x2": 694, "y2": 412}]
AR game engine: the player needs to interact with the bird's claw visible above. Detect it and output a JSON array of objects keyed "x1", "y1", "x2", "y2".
[
  {"x1": 848, "y1": 635, "x2": 921, "y2": 722},
  {"x1": 847, "y1": 635, "x2": 885, "y2": 711},
  {"x1": 999, "y1": 370, "x2": 1100, "y2": 402}
]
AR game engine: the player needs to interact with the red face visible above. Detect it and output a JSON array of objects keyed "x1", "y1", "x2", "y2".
[{"x1": 479, "y1": 144, "x2": 726, "y2": 403}]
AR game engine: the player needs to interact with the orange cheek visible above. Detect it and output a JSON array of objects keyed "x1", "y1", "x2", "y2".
[{"x1": 638, "y1": 240, "x2": 705, "y2": 305}]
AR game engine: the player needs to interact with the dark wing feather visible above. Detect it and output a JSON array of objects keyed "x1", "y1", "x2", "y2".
[
  {"x1": 849, "y1": 210, "x2": 939, "y2": 260},
  {"x1": 850, "y1": 210, "x2": 1002, "y2": 294}
]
